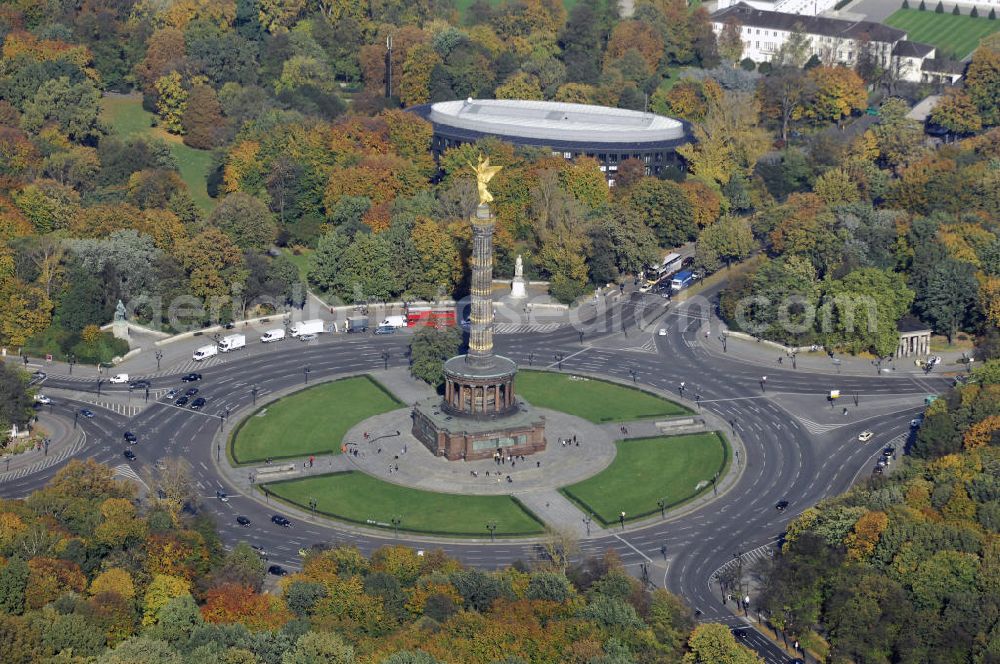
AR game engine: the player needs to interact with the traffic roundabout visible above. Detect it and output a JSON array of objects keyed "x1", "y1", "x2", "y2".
[{"x1": 10, "y1": 290, "x2": 946, "y2": 638}]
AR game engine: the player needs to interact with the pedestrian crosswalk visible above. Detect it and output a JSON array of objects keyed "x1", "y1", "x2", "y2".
[
  {"x1": 792, "y1": 416, "x2": 849, "y2": 435},
  {"x1": 494, "y1": 323, "x2": 562, "y2": 334},
  {"x1": 112, "y1": 464, "x2": 148, "y2": 490},
  {"x1": 0, "y1": 431, "x2": 87, "y2": 483},
  {"x1": 710, "y1": 541, "x2": 778, "y2": 582}
]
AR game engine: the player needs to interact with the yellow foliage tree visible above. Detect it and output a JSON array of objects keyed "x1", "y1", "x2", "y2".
[
  {"x1": 154, "y1": 71, "x2": 188, "y2": 134},
  {"x1": 399, "y1": 43, "x2": 440, "y2": 107},
  {"x1": 89, "y1": 567, "x2": 137, "y2": 599},
  {"x1": 559, "y1": 157, "x2": 609, "y2": 210},
  {"x1": 95, "y1": 498, "x2": 149, "y2": 549},
  {"x1": 495, "y1": 72, "x2": 544, "y2": 100},
  {"x1": 404, "y1": 580, "x2": 463, "y2": 616},
  {"x1": 979, "y1": 274, "x2": 1000, "y2": 328},
  {"x1": 813, "y1": 167, "x2": 860, "y2": 206},
  {"x1": 142, "y1": 574, "x2": 191, "y2": 626},
  {"x1": 964, "y1": 415, "x2": 1000, "y2": 450},
  {"x1": 845, "y1": 511, "x2": 889, "y2": 561},
  {"x1": 942, "y1": 485, "x2": 978, "y2": 522}
]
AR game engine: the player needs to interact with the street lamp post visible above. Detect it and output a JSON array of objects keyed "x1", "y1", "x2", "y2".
[
  {"x1": 678, "y1": 382, "x2": 685, "y2": 397},
  {"x1": 554, "y1": 353, "x2": 564, "y2": 371},
  {"x1": 309, "y1": 498, "x2": 318, "y2": 514},
  {"x1": 391, "y1": 515, "x2": 401, "y2": 537},
  {"x1": 96, "y1": 378, "x2": 103, "y2": 396},
  {"x1": 528, "y1": 353, "x2": 534, "y2": 366},
  {"x1": 155, "y1": 350, "x2": 163, "y2": 371},
  {"x1": 218, "y1": 415, "x2": 224, "y2": 432},
  {"x1": 486, "y1": 520, "x2": 497, "y2": 542},
  {"x1": 619, "y1": 511, "x2": 626, "y2": 530},
  {"x1": 582, "y1": 514, "x2": 592, "y2": 536},
  {"x1": 712, "y1": 471, "x2": 719, "y2": 495},
  {"x1": 657, "y1": 498, "x2": 667, "y2": 519},
  {"x1": 217, "y1": 443, "x2": 221, "y2": 461},
  {"x1": 854, "y1": 392, "x2": 859, "y2": 406},
  {"x1": 579, "y1": 331, "x2": 584, "y2": 345},
  {"x1": 145, "y1": 387, "x2": 149, "y2": 402},
  {"x1": 251, "y1": 384, "x2": 258, "y2": 405},
  {"x1": 760, "y1": 376, "x2": 767, "y2": 392},
  {"x1": 68, "y1": 354, "x2": 75, "y2": 375},
  {"x1": 304, "y1": 366, "x2": 311, "y2": 384},
  {"x1": 382, "y1": 350, "x2": 390, "y2": 370},
  {"x1": 629, "y1": 369, "x2": 637, "y2": 384}
]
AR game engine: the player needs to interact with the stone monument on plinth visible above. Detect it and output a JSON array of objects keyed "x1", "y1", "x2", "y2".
[
  {"x1": 411, "y1": 157, "x2": 546, "y2": 461},
  {"x1": 510, "y1": 254, "x2": 527, "y2": 299},
  {"x1": 112, "y1": 299, "x2": 128, "y2": 341}
]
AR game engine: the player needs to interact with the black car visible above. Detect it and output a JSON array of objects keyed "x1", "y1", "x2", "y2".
[
  {"x1": 79, "y1": 408, "x2": 95, "y2": 418},
  {"x1": 31, "y1": 370, "x2": 46, "y2": 380},
  {"x1": 181, "y1": 373, "x2": 202, "y2": 382},
  {"x1": 124, "y1": 431, "x2": 137, "y2": 444},
  {"x1": 775, "y1": 500, "x2": 789, "y2": 511},
  {"x1": 271, "y1": 515, "x2": 291, "y2": 527},
  {"x1": 224, "y1": 322, "x2": 236, "y2": 329},
  {"x1": 129, "y1": 380, "x2": 151, "y2": 389},
  {"x1": 682, "y1": 256, "x2": 695, "y2": 268},
  {"x1": 236, "y1": 515, "x2": 252, "y2": 527},
  {"x1": 882, "y1": 446, "x2": 895, "y2": 457},
  {"x1": 175, "y1": 396, "x2": 190, "y2": 406},
  {"x1": 123, "y1": 449, "x2": 136, "y2": 461},
  {"x1": 190, "y1": 397, "x2": 206, "y2": 410},
  {"x1": 185, "y1": 387, "x2": 199, "y2": 397},
  {"x1": 267, "y1": 565, "x2": 288, "y2": 576}
]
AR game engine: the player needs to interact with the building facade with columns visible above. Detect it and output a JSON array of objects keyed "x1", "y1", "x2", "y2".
[{"x1": 896, "y1": 317, "x2": 932, "y2": 358}]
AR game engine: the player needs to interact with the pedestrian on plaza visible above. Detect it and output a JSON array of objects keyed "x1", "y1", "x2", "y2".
[
  {"x1": 573, "y1": 434, "x2": 577, "y2": 444},
  {"x1": 536, "y1": 461, "x2": 541, "y2": 468}
]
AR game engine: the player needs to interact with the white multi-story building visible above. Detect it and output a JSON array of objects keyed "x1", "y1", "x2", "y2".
[
  {"x1": 711, "y1": 3, "x2": 965, "y2": 83},
  {"x1": 716, "y1": 0, "x2": 839, "y2": 18}
]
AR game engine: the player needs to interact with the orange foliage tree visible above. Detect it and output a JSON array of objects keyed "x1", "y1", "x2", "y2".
[
  {"x1": 26, "y1": 557, "x2": 87, "y2": 609},
  {"x1": 202, "y1": 583, "x2": 292, "y2": 631}
]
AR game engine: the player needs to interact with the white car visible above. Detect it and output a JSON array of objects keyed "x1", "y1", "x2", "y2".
[
  {"x1": 658, "y1": 328, "x2": 667, "y2": 336},
  {"x1": 109, "y1": 373, "x2": 129, "y2": 384},
  {"x1": 858, "y1": 430, "x2": 874, "y2": 442},
  {"x1": 34, "y1": 394, "x2": 51, "y2": 405},
  {"x1": 910, "y1": 416, "x2": 924, "y2": 428},
  {"x1": 298, "y1": 333, "x2": 317, "y2": 342},
  {"x1": 927, "y1": 356, "x2": 942, "y2": 366}
]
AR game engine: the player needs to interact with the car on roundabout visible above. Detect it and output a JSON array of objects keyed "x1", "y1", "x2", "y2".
[
  {"x1": 109, "y1": 373, "x2": 129, "y2": 384},
  {"x1": 271, "y1": 515, "x2": 291, "y2": 527},
  {"x1": 775, "y1": 500, "x2": 789, "y2": 511},
  {"x1": 185, "y1": 387, "x2": 199, "y2": 396},
  {"x1": 123, "y1": 431, "x2": 137, "y2": 444},
  {"x1": 298, "y1": 333, "x2": 317, "y2": 342},
  {"x1": 236, "y1": 515, "x2": 251, "y2": 527},
  {"x1": 267, "y1": 565, "x2": 288, "y2": 576},
  {"x1": 79, "y1": 408, "x2": 95, "y2": 418},
  {"x1": 123, "y1": 449, "x2": 136, "y2": 461},
  {"x1": 858, "y1": 430, "x2": 874, "y2": 442},
  {"x1": 34, "y1": 394, "x2": 51, "y2": 405},
  {"x1": 658, "y1": 328, "x2": 667, "y2": 336},
  {"x1": 129, "y1": 379, "x2": 151, "y2": 389},
  {"x1": 175, "y1": 396, "x2": 189, "y2": 406},
  {"x1": 190, "y1": 397, "x2": 206, "y2": 410},
  {"x1": 181, "y1": 373, "x2": 202, "y2": 382}
]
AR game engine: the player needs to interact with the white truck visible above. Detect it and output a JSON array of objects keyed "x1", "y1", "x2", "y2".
[
  {"x1": 289, "y1": 319, "x2": 325, "y2": 337},
  {"x1": 380, "y1": 315, "x2": 406, "y2": 329},
  {"x1": 260, "y1": 328, "x2": 285, "y2": 343},
  {"x1": 218, "y1": 333, "x2": 246, "y2": 352},
  {"x1": 192, "y1": 344, "x2": 218, "y2": 361}
]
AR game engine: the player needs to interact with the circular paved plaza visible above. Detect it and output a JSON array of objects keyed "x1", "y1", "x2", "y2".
[{"x1": 341, "y1": 408, "x2": 617, "y2": 495}]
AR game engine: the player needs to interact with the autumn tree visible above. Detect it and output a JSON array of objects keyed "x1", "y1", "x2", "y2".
[
  {"x1": 717, "y1": 18, "x2": 744, "y2": 62},
  {"x1": 684, "y1": 623, "x2": 764, "y2": 663},
  {"x1": 758, "y1": 66, "x2": 814, "y2": 142},
  {"x1": 928, "y1": 88, "x2": 983, "y2": 135},
  {"x1": 678, "y1": 91, "x2": 771, "y2": 186},
  {"x1": 964, "y1": 39, "x2": 1000, "y2": 126},
  {"x1": 154, "y1": 71, "x2": 188, "y2": 134},
  {"x1": 181, "y1": 82, "x2": 225, "y2": 149},
  {"x1": 804, "y1": 66, "x2": 867, "y2": 124}
]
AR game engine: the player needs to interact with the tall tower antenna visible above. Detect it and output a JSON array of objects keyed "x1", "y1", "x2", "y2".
[{"x1": 385, "y1": 34, "x2": 393, "y2": 99}]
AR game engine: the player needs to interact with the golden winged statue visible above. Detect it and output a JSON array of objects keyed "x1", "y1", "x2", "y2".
[{"x1": 469, "y1": 155, "x2": 502, "y2": 206}]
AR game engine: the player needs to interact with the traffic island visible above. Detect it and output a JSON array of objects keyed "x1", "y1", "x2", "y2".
[
  {"x1": 261, "y1": 470, "x2": 545, "y2": 537},
  {"x1": 559, "y1": 432, "x2": 731, "y2": 526}
]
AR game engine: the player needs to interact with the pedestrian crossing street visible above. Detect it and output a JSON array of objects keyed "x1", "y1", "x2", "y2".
[
  {"x1": 0, "y1": 431, "x2": 86, "y2": 483},
  {"x1": 494, "y1": 322, "x2": 562, "y2": 334}
]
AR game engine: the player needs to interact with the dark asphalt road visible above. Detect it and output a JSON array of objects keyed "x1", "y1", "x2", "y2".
[{"x1": 4, "y1": 291, "x2": 947, "y2": 662}]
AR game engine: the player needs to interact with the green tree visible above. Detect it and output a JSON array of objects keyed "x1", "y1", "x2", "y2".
[
  {"x1": 695, "y1": 216, "x2": 756, "y2": 272},
  {"x1": 625, "y1": 178, "x2": 696, "y2": 246},
  {"x1": 20, "y1": 77, "x2": 103, "y2": 143},
  {"x1": 212, "y1": 542, "x2": 266, "y2": 591},
  {"x1": 588, "y1": 206, "x2": 659, "y2": 282},
  {"x1": 918, "y1": 258, "x2": 980, "y2": 343},
  {"x1": 683, "y1": 623, "x2": 763, "y2": 663},
  {"x1": 0, "y1": 557, "x2": 29, "y2": 615},
  {"x1": 965, "y1": 40, "x2": 1000, "y2": 125},
  {"x1": 281, "y1": 630, "x2": 354, "y2": 664},
  {"x1": 821, "y1": 267, "x2": 914, "y2": 356},
  {"x1": 209, "y1": 192, "x2": 277, "y2": 253},
  {"x1": 409, "y1": 326, "x2": 462, "y2": 389},
  {"x1": 381, "y1": 652, "x2": 442, "y2": 664}
]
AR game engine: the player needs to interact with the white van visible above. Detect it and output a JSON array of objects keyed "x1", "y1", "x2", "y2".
[
  {"x1": 260, "y1": 328, "x2": 285, "y2": 343},
  {"x1": 109, "y1": 373, "x2": 129, "y2": 384},
  {"x1": 192, "y1": 345, "x2": 218, "y2": 361}
]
